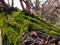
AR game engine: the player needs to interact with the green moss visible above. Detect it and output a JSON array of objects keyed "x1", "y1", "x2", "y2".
[{"x1": 0, "y1": 11, "x2": 60, "y2": 45}]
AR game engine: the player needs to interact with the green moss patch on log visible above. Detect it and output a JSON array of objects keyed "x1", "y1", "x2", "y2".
[{"x1": 0, "y1": 10, "x2": 60, "y2": 45}]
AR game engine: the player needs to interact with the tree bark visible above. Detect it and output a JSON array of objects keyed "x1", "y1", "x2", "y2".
[
  {"x1": 11, "y1": 0, "x2": 14, "y2": 7},
  {"x1": 0, "y1": 0, "x2": 8, "y2": 8},
  {"x1": 19, "y1": 0, "x2": 26, "y2": 11}
]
